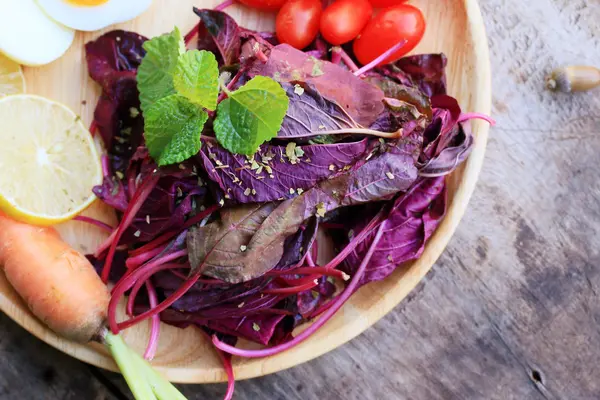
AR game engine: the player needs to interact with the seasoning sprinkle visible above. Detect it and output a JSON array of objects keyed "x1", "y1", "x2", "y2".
[
  {"x1": 129, "y1": 107, "x2": 140, "y2": 118},
  {"x1": 251, "y1": 189, "x2": 257, "y2": 195},
  {"x1": 386, "y1": 172, "x2": 395, "y2": 180},
  {"x1": 289, "y1": 188, "x2": 296, "y2": 194},
  {"x1": 328, "y1": 164, "x2": 335, "y2": 171},
  {"x1": 252, "y1": 323, "x2": 261, "y2": 332},
  {"x1": 133, "y1": 230, "x2": 141, "y2": 238},
  {"x1": 244, "y1": 188, "x2": 252, "y2": 196},
  {"x1": 238, "y1": 302, "x2": 245, "y2": 308},
  {"x1": 316, "y1": 202, "x2": 326, "y2": 217},
  {"x1": 294, "y1": 84, "x2": 305, "y2": 96},
  {"x1": 146, "y1": 215, "x2": 151, "y2": 224},
  {"x1": 240, "y1": 245, "x2": 247, "y2": 252},
  {"x1": 342, "y1": 272, "x2": 350, "y2": 281}
]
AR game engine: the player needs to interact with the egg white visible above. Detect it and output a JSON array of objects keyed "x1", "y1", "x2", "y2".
[
  {"x1": 0, "y1": 0, "x2": 75, "y2": 66},
  {"x1": 36, "y1": 0, "x2": 153, "y2": 32}
]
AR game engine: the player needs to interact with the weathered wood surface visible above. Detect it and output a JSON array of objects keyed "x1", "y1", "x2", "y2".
[{"x1": 1, "y1": 0, "x2": 599, "y2": 398}]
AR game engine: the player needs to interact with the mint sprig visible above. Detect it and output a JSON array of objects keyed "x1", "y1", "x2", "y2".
[
  {"x1": 215, "y1": 76, "x2": 289, "y2": 156},
  {"x1": 173, "y1": 50, "x2": 219, "y2": 111},
  {"x1": 137, "y1": 27, "x2": 185, "y2": 113},
  {"x1": 144, "y1": 94, "x2": 208, "y2": 166},
  {"x1": 136, "y1": 27, "x2": 289, "y2": 166}
]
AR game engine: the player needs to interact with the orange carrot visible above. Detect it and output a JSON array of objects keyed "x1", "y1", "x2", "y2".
[
  {"x1": 0, "y1": 213, "x2": 109, "y2": 343},
  {"x1": 0, "y1": 213, "x2": 187, "y2": 400}
]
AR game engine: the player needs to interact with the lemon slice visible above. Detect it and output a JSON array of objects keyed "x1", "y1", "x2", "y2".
[
  {"x1": 0, "y1": 53, "x2": 25, "y2": 96},
  {"x1": 0, "y1": 95, "x2": 102, "y2": 225}
]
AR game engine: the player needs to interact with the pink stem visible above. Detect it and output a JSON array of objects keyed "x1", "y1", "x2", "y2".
[
  {"x1": 108, "y1": 250, "x2": 188, "y2": 333},
  {"x1": 266, "y1": 266, "x2": 345, "y2": 280},
  {"x1": 278, "y1": 274, "x2": 320, "y2": 287},
  {"x1": 354, "y1": 39, "x2": 407, "y2": 76},
  {"x1": 184, "y1": 24, "x2": 199, "y2": 46},
  {"x1": 143, "y1": 280, "x2": 160, "y2": 360},
  {"x1": 212, "y1": 222, "x2": 387, "y2": 358},
  {"x1": 89, "y1": 120, "x2": 98, "y2": 137},
  {"x1": 306, "y1": 250, "x2": 316, "y2": 267},
  {"x1": 117, "y1": 273, "x2": 201, "y2": 331},
  {"x1": 457, "y1": 112, "x2": 496, "y2": 126},
  {"x1": 335, "y1": 47, "x2": 359, "y2": 73},
  {"x1": 322, "y1": 212, "x2": 384, "y2": 270},
  {"x1": 262, "y1": 280, "x2": 319, "y2": 295},
  {"x1": 101, "y1": 155, "x2": 111, "y2": 177},
  {"x1": 198, "y1": 330, "x2": 236, "y2": 400},
  {"x1": 330, "y1": 47, "x2": 342, "y2": 65},
  {"x1": 256, "y1": 48, "x2": 269, "y2": 63},
  {"x1": 126, "y1": 243, "x2": 168, "y2": 269},
  {"x1": 101, "y1": 173, "x2": 160, "y2": 282},
  {"x1": 73, "y1": 215, "x2": 114, "y2": 233},
  {"x1": 214, "y1": 0, "x2": 236, "y2": 11},
  {"x1": 128, "y1": 204, "x2": 219, "y2": 257}
]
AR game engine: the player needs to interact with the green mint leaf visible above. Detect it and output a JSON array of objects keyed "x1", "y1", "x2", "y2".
[
  {"x1": 137, "y1": 27, "x2": 185, "y2": 113},
  {"x1": 173, "y1": 50, "x2": 219, "y2": 111},
  {"x1": 214, "y1": 76, "x2": 289, "y2": 155},
  {"x1": 144, "y1": 94, "x2": 208, "y2": 166}
]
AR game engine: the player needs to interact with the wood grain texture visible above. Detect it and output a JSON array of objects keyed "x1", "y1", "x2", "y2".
[
  {"x1": 2, "y1": 0, "x2": 599, "y2": 399},
  {"x1": 0, "y1": 0, "x2": 491, "y2": 384}
]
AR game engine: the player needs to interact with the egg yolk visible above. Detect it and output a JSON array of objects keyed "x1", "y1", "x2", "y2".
[{"x1": 66, "y1": 0, "x2": 109, "y2": 6}]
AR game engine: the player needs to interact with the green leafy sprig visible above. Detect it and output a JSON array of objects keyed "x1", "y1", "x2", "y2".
[{"x1": 137, "y1": 27, "x2": 289, "y2": 165}]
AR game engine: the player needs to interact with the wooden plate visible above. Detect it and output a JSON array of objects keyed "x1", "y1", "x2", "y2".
[{"x1": 0, "y1": 0, "x2": 491, "y2": 383}]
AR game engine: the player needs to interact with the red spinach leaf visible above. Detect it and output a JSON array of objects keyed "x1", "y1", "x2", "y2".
[
  {"x1": 251, "y1": 44, "x2": 385, "y2": 127},
  {"x1": 198, "y1": 136, "x2": 370, "y2": 204}
]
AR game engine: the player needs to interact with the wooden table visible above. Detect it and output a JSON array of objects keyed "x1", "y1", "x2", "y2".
[{"x1": 1, "y1": 0, "x2": 599, "y2": 398}]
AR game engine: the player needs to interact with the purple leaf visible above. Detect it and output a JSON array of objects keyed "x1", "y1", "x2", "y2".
[
  {"x1": 341, "y1": 176, "x2": 447, "y2": 286},
  {"x1": 198, "y1": 136, "x2": 370, "y2": 204},
  {"x1": 193, "y1": 8, "x2": 241, "y2": 66},
  {"x1": 375, "y1": 53, "x2": 448, "y2": 97},
  {"x1": 188, "y1": 135, "x2": 421, "y2": 284},
  {"x1": 279, "y1": 82, "x2": 357, "y2": 140},
  {"x1": 251, "y1": 44, "x2": 385, "y2": 127}
]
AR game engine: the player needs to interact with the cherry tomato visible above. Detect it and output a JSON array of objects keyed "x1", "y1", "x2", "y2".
[
  {"x1": 276, "y1": 0, "x2": 323, "y2": 49},
  {"x1": 353, "y1": 4, "x2": 425, "y2": 66},
  {"x1": 320, "y1": 0, "x2": 373, "y2": 46},
  {"x1": 238, "y1": 0, "x2": 287, "y2": 11},
  {"x1": 368, "y1": 0, "x2": 408, "y2": 7}
]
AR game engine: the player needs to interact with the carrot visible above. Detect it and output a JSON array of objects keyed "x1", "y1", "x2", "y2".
[
  {"x1": 0, "y1": 213, "x2": 187, "y2": 400},
  {"x1": 0, "y1": 214, "x2": 109, "y2": 342}
]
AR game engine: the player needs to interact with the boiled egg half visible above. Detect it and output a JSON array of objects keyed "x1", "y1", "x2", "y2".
[
  {"x1": 0, "y1": 0, "x2": 75, "y2": 66},
  {"x1": 36, "y1": 0, "x2": 153, "y2": 32}
]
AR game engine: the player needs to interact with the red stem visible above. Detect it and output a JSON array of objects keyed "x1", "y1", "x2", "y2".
[
  {"x1": 108, "y1": 250, "x2": 188, "y2": 333},
  {"x1": 184, "y1": 24, "x2": 199, "y2": 46},
  {"x1": 212, "y1": 221, "x2": 387, "y2": 358},
  {"x1": 214, "y1": 0, "x2": 236, "y2": 11},
  {"x1": 266, "y1": 266, "x2": 346, "y2": 280},
  {"x1": 262, "y1": 280, "x2": 318, "y2": 295},
  {"x1": 116, "y1": 273, "x2": 201, "y2": 331},
  {"x1": 143, "y1": 280, "x2": 160, "y2": 360},
  {"x1": 101, "y1": 173, "x2": 160, "y2": 282},
  {"x1": 334, "y1": 47, "x2": 359, "y2": 73},
  {"x1": 128, "y1": 204, "x2": 219, "y2": 257},
  {"x1": 73, "y1": 215, "x2": 114, "y2": 233},
  {"x1": 126, "y1": 243, "x2": 167, "y2": 269},
  {"x1": 89, "y1": 120, "x2": 98, "y2": 137}
]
